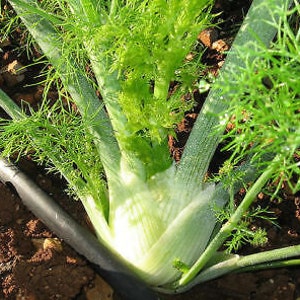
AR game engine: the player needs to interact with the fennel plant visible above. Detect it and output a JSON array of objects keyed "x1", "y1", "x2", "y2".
[{"x1": 0, "y1": 0, "x2": 299, "y2": 294}]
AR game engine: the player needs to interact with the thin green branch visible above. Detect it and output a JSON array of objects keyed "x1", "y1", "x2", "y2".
[
  {"x1": 109, "y1": 0, "x2": 119, "y2": 17},
  {"x1": 178, "y1": 156, "x2": 278, "y2": 286}
]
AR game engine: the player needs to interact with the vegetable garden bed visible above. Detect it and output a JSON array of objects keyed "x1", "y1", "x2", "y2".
[{"x1": 0, "y1": 0, "x2": 299, "y2": 299}]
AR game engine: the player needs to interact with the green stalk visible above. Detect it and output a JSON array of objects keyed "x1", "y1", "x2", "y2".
[
  {"x1": 204, "y1": 245, "x2": 300, "y2": 282},
  {"x1": 178, "y1": 156, "x2": 278, "y2": 286},
  {"x1": 175, "y1": 0, "x2": 291, "y2": 188},
  {"x1": 171, "y1": 245, "x2": 300, "y2": 293},
  {"x1": 0, "y1": 89, "x2": 23, "y2": 120},
  {"x1": 67, "y1": 0, "x2": 147, "y2": 179},
  {"x1": 83, "y1": 44, "x2": 130, "y2": 150},
  {"x1": 109, "y1": 0, "x2": 118, "y2": 17},
  {"x1": 73, "y1": 9, "x2": 149, "y2": 183},
  {"x1": 235, "y1": 258, "x2": 300, "y2": 273},
  {"x1": 153, "y1": 76, "x2": 171, "y2": 105}
]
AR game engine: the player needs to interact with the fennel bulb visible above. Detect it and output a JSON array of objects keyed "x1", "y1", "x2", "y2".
[{"x1": 105, "y1": 163, "x2": 217, "y2": 286}]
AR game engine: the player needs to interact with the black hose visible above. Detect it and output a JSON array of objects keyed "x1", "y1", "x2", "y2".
[{"x1": 0, "y1": 158, "x2": 159, "y2": 300}]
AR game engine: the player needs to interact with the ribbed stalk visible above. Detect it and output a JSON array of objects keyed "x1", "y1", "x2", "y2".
[
  {"x1": 0, "y1": 89, "x2": 24, "y2": 120},
  {"x1": 66, "y1": 0, "x2": 125, "y2": 136},
  {"x1": 67, "y1": 0, "x2": 149, "y2": 181},
  {"x1": 169, "y1": 245, "x2": 300, "y2": 293}
]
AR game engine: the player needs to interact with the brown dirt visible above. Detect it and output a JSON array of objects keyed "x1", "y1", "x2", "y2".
[
  {"x1": 0, "y1": 165, "x2": 95, "y2": 300},
  {"x1": 1, "y1": 0, "x2": 300, "y2": 299}
]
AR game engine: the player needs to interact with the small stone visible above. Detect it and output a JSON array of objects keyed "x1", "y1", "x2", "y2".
[
  {"x1": 212, "y1": 39, "x2": 229, "y2": 52},
  {"x1": 43, "y1": 238, "x2": 63, "y2": 252},
  {"x1": 0, "y1": 38, "x2": 11, "y2": 48},
  {"x1": 7, "y1": 60, "x2": 27, "y2": 75},
  {"x1": 32, "y1": 238, "x2": 63, "y2": 252},
  {"x1": 198, "y1": 28, "x2": 219, "y2": 47}
]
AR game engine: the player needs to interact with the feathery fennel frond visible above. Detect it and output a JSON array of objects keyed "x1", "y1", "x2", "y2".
[
  {"x1": 0, "y1": 100, "x2": 109, "y2": 217},
  {"x1": 219, "y1": 9, "x2": 300, "y2": 193}
]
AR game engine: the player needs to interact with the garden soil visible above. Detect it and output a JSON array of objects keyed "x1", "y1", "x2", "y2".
[{"x1": 1, "y1": 0, "x2": 300, "y2": 299}]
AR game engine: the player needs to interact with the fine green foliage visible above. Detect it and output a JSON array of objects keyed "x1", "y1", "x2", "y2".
[
  {"x1": 219, "y1": 3, "x2": 300, "y2": 193},
  {"x1": 215, "y1": 204, "x2": 276, "y2": 253},
  {"x1": 0, "y1": 100, "x2": 109, "y2": 215},
  {"x1": 0, "y1": 0, "x2": 299, "y2": 294}
]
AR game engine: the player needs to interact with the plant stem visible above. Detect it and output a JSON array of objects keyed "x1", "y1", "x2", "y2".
[
  {"x1": 84, "y1": 45, "x2": 129, "y2": 142},
  {"x1": 178, "y1": 157, "x2": 278, "y2": 286},
  {"x1": 109, "y1": 0, "x2": 119, "y2": 17},
  {"x1": 236, "y1": 258, "x2": 300, "y2": 273},
  {"x1": 153, "y1": 75, "x2": 170, "y2": 103},
  {"x1": 169, "y1": 246, "x2": 300, "y2": 293},
  {"x1": 0, "y1": 89, "x2": 23, "y2": 120},
  {"x1": 208, "y1": 245, "x2": 300, "y2": 281}
]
